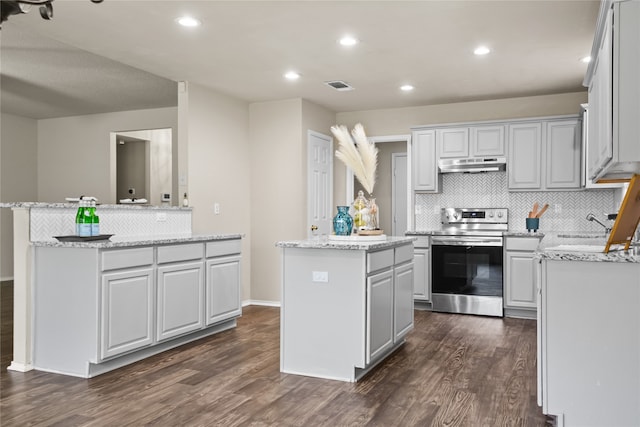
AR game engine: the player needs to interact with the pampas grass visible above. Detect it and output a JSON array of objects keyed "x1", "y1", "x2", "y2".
[{"x1": 331, "y1": 123, "x2": 378, "y2": 195}]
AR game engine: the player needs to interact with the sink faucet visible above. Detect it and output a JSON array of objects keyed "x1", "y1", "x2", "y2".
[{"x1": 586, "y1": 212, "x2": 612, "y2": 233}]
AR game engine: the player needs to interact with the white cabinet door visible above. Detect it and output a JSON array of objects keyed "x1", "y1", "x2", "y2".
[
  {"x1": 471, "y1": 125, "x2": 505, "y2": 157},
  {"x1": 157, "y1": 261, "x2": 204, "y2": 341},
  {"x1": 546, "y1": 120, "x2": 581, "y2": 189},
  {"x1": 101, "y1": 268, "x2": 154, "y2": 360},
  {"x1": 508, "y1": 122, "x2": 543, "y2": 189},
  {"x1": 205, "y1": 256, "x2": 241, "y2": 326},
  {"x1": 437, "y1": 128, "x2": 469, "y2": 158},
  {"x1": 413, "y1": 248, "x2": 430, "y2": 301},
  {"x1": 412, "y1": 130, "x2": 439, "y2": 192},
  {"x1": 505, "y1": 252, "x2": 537, "y2": 309},
  {"x1": 366, "y1": 269, "x2": 394, "y2": 364},
  {"x1": 394, "y1": 262, "x2": 414, "y2": 342}
]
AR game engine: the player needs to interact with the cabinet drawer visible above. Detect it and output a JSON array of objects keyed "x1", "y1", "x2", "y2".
[
  {"x1": 206, "y1": 239, "x2": 242, "y2": 258},
  {"x1": 367, "y1": 249, "x2": 394, "y2": 273},
  {"x1": 101, "y1": 247, "x2": 154, "y2": 271},
  {"x1": 157, "y1": 243, "x2": 204, "y2": 264},
  {"x1": 395, "y1": 244, "x2": 414, "y2": 265},
  {"x1": 505, "y1": 237, "x2": 541, "y2": 251},
  {"x1": 413, "y1": 237, "x2": 430, "y2": 248}
]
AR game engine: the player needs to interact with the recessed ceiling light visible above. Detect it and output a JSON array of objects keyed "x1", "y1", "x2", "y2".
[
  {"x1": 284, "y1": 71, "x2": 301, "y2": 80},
  {"x1": 580, "y1": 55, "x2": 592, "y2": 63},
  {"x1": 176, "y1": 16, "x2": 201, "y2": 27},
  {"x1": 400, "y1": 85, "x2": 415, "y2": 92},
  {"x1": 474, "y1": 46, "x2": 491, "y2": 56},
  {"x1": 339, "y1": 36, "x2": 359, "y2": 46}
]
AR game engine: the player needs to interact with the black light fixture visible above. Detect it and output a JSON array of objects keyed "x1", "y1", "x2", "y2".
[{"x1": 0, "y1": 0, "x2": 103, "y2": 28}]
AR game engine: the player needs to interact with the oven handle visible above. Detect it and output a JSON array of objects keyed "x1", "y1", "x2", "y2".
[{"x1": 431, "y1": 236, "x2": 503, "y2": 247}]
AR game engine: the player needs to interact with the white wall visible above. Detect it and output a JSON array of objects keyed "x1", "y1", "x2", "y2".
[
  {"x1": 37, "y1": 107, "x2": 177, "y2": 203},
  {"x1": 248, "y1": 98, "x2": 335, "y2": 304},
  {"x1": 182, "y1": 82, "x2": 252, "y2": 302},
  {"x1": 1, "y1": 113, "x2": 38, "y2": 280}
]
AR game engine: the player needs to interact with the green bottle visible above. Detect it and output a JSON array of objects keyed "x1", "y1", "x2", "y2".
[
  {"x1": 75, "y1": 200, "x2": 85, "y2": 235},
  {"x1": 90, "y1": 201, "x2": 100, "y2": 236},
  {"x1": 78, "y1": 200, "x2": 92, "y2": 237}
]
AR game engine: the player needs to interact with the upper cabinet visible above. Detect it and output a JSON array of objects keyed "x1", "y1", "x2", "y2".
[
  {"x1": 508, "y1": 118, "x2": 581, "y2": 191},
  {"x1": 437, "y1": 125, "x2": 505, "y2": 159},
  {"x1": 585, "y1": 0, "x2": 640, "y2": 182},
  {"x1": 412, "y1": 129, "x2": 441, "y2": 193}
]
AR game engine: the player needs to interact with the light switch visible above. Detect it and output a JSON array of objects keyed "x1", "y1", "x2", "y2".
[{"x1": 312, "y1": 271, "x2": 328, "y2": 282}]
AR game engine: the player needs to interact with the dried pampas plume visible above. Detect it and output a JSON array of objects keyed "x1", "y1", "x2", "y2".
[{"x1": 331, "y1": 123, "x2": 378, "y2": 195}]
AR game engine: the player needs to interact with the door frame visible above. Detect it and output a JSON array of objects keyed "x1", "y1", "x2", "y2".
[
  {"x1": 391, "y1": 152, "x2": 408, "y2": 236},
  {"x1": 344, "y1": 134, "x2": 412, "y2": 232}
]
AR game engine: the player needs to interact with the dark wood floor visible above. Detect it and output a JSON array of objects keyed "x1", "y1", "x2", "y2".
[{"x1": 1, "y1": 281, "x2": 549, "y2": 426}]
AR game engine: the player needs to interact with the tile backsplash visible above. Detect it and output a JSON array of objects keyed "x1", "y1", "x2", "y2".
[{"x1": 414, "y1": 172, "x2": 619, "y2": 234}]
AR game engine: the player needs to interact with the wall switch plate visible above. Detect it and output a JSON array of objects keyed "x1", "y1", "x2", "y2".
[
  {"x1": 214, "y1": 203, "x2": 220, "y2": 215},
  {"x1": 156, "y1": 212, "x2": 167, "y2": 222},
  {"x1": 312, "y1": 271, "x2": 328, "y2": 282}
]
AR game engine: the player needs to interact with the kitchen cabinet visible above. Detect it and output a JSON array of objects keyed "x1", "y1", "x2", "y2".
[
  {"x1": 412, "y1": 129, "x2": 440, "y2": 193},
  {"x1": 101, "y1": 267, "x2": 154, "y2": 359},
  {"x1": 412, "y1": 236, "x2": 431, "y2": 302},
  {"x1": 32, "y1": 238, "x2": 242, "y2": 378},
  {"x1": 508, "y1": 118, "x2": 581, "y2": 191},
  {"x1": 585, "y1": 0, "x2": 640, "y2": 182},
  {"x1": 437, "y1": 128, "x2": 468, "y2": 158},
  {"x1": 471, "y1": 125, "x2": 505, "y2": 157},
  {"x1": 537, "y1": 256, "x2": 640, "y2": 426},
  {"x1": 205, "y1": 255, "x2": 242, "y2": 326},
  {"x1": 503, "y1": 236, "x2": 541, "y2": 319},
  {"x1": 279, "y1": 239, "x2": 414, "y2": 382}
]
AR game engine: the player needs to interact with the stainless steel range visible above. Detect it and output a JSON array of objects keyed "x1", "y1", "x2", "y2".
[{"x1": 431, "y1": 208, "x2": 508, "y2": 317}]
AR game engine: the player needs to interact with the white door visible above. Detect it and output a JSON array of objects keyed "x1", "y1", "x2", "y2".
[
  {"x1": 392, "y1": 153, "x2": 408, "y2": 236},
  {"x1": 307, "y1": 131, "x2": 333, "y2": 238}
]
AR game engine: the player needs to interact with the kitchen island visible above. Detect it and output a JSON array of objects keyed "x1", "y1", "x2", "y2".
[
  {"x1": 32, "y1": 234, "x2": 242, "y2": 378},
  {"x1": 536, "y1": 244, "x2": 640, "y2": 426},
  {"x1": 277, "y1": 236, "x2": 415, "y2": 382}
]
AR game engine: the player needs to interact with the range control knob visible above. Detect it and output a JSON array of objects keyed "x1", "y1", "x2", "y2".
[
  {"x1": 453, "y1": 212, "x2": 460, "y2": 220},
  {"x1": 488, "y1": 211, "x2": 494, "y2": 218},
  {"x1": 497, "y1": 211, "x2": 503, "y2": 218}
]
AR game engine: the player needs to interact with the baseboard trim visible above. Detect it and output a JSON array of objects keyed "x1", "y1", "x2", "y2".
[
  {"x1": 7, "y1": 361, "x2": 33, "y2": 372},
  {"x1": 243, "y1": 299, "x2": 281, "y2": 308}
]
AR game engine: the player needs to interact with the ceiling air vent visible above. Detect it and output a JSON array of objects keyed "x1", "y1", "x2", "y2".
[{"x1": 325, "y1": 80, "x2": 354, "y2": 91}]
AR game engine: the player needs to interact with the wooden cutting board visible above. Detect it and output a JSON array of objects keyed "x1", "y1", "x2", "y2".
[{"x1": 605, "y1": 174, "x2": 640, "y2": 252}]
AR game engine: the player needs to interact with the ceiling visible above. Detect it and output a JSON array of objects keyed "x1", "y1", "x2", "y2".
[{"x1": 0, "y1": 0, "x2": 600, "y2": 120}]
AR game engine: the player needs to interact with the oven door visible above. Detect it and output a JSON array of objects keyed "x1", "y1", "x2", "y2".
[{"x1": 431, "y1": 236, "x2": 504, "y2": 316}]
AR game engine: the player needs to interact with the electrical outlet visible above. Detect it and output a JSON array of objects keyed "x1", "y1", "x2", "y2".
[
  {"x1": 214, "y1": 203, "x2": 220, "y2": 215},
  {"x1": 554, "y1": 204, "x2": 562, "y2": 214},
  {"x1": 312, "y1": 271, "x2": 328, "y2": 282}
]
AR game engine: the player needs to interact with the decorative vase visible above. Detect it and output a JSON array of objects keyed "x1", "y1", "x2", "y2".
[
  {"x1": 352, "y1": 190, "x2": 370, "y2": 231},
  {"x1": 368, "y1": 197, "x2": 379, "y2": 230},
  {"x1": 333, "y1": 206, "x2": 353, "y2": 236}
]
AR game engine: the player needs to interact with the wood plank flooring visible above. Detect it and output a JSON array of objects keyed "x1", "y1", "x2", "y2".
[{"x1": 0, "y1": 281, "x2": 550, "y2": 426}]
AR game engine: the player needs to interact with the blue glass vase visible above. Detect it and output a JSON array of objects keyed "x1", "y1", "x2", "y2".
[{"x1": 333, "y1": 206, "x2": 353, "y2": 236}]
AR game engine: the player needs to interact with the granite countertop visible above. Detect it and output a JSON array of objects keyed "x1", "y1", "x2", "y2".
[
  {"x1": 503, "y1": 231, "x2": 545, "y2": 238},
  {"x1": 276, "y1": 236, "x2": 416, "y2": 250},
  {"x1": 32, "y1": 233, "x2": 242, "y2": 249},
  {"x1": 535, "y1": 232, "x2": 640, "y2": 263},
  {"x1": 405, "y1": 230, "x2": 437, "y2": 236},
  {"x1": 0, "y1": 202, "x2": 191, "y2": 210}
]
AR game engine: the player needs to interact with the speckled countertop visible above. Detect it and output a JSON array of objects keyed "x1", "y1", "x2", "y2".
[
  {"x1": 0, "y1": 202, "x2": 190, "y2": 210},
  {"x1": 535, "y1": 232, "x2": 640, "y2": 263},
  {"x1": 32, "y1": 233, "x2": 242, "y2": 249},
  {"x1": 406, "y1": 230, "x2": 545, "y2": 238},
  {"x1": 276, "y1": 236, "x2": 416, "y2": 250}
]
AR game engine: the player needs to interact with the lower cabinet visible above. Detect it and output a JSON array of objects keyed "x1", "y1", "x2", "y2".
[
  {"x1": 157, "y1": 261, "x2": 204, "y2": 342},
  {"x1": 33, "y1": 238, "x2": 242, "y2": 378},
  {"x1": 205, "y1": 255, "x2": 242, "y2": 326},
  {"x1": 412, "y1": 237, "x2": 431, "y2": 302},
  {"x1": 504, "y1": 236, "x2": 541, "y2": 318},
  {"x1": 101, "y1": 267, "x2": 154, "y2": 359},
  {"x1": 366, "y1": 269, "x2": 394, "y2": 364},
  {"x1": 393, "y1": 262, "x2": 415, "y2": 340}
]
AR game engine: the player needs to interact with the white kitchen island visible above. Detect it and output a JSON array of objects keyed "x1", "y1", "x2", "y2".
[
  {"x1": 537, "y1": 245, "x2": 640, "y2": 427},
  {"x1": 277, "y1": 236, "x2": 415, "y2": 382},
  {"x1": 32, "y1": 234, "x2": 242, "y2": 378}
]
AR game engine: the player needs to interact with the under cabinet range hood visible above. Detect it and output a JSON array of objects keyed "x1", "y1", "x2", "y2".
[{"x1": 438, "y1": 157, "x2": 507, "y2": 173}]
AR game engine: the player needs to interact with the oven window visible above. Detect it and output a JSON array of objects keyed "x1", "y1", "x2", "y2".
[{"x1": 432, "y1": 245, "x2": 503, "y2": 297}]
